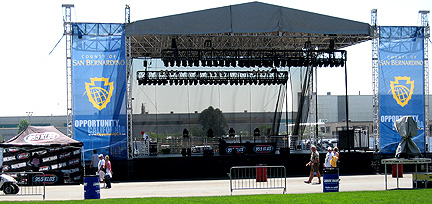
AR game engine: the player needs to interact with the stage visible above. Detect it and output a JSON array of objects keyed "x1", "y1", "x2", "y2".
[{"x1": 106, "y1": 150, "x2": 403, "y2": 181}]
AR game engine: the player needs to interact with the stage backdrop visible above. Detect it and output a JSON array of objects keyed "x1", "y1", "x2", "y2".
[
  {"x1": 379, "y1": 26, "x2": 425, "y2": 154},
  {"x1": 72, "y1": 23, "x2": 127, "y2": 160}
]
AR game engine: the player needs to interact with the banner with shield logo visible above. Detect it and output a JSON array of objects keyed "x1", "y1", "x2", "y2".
[
  {"x1": 378, "y1": 26, "x2": 425, "y2": 154},
  {"x1": 71, "y1": 23, "x2": 127, "y2": 160}
]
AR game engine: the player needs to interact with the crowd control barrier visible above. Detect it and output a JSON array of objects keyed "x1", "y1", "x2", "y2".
[
  {"x1": 229, "y1": 165, "x2": 286, "y2": 195},
  {"x1": 0, "y1": 172, "x2": 46, "y2": 200}
]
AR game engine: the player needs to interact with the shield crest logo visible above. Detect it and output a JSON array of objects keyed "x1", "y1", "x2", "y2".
[
  {"x1": 390, "y1": 76, "x2": 414, "y2": 107},
  {"x1": 85, "y1": 77, "x2": 114, "y2": 111}
]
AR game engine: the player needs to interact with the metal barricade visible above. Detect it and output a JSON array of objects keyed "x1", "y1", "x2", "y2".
[
  {"x1": 0, "y1": 172, "x2": 46, "y2": 200},
  {"x1": 229, "y1": 165, "x2": 286, "y2": 195}
]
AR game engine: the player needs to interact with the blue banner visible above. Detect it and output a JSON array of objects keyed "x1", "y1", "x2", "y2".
[
  {"x1": 72, "y1": 23, "x2": 127, "y2": 160},
  {"x1": 379, "y1": 26, "x2": 425, "y2": 154}
]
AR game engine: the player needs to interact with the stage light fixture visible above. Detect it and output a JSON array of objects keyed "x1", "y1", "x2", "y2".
[
  {"x1": 231, "y1": 60, "x2": 237, "y2": 67},
  {"x1": 323, "y1": 59, "x2": 330, "y2": 67},
  {"x1": 253, "y1": 128, "x2": 260, "y2": 137},
  {"x1": 171, "y1": 38, "x2": 177, "y2": 49},
  {"x1": 207, "y1": 60, "x2": 213, "y2": 67},
  {"x1": 225, "y1": 60, "x2": 231, "y2": 67},
  {"x1": 280, "y1": 59, "x2": 286, "y2": 67},
  {"x1": 238, "y1": 60, "x2": 244, "y2": 67},
  {"x1": 329, "y1": 39, "x2": 335, "y2": 50},
  {"x1": 183, "y1": 129, "x2": 189, "y2": 138},
  {"x1": 175, "y1": 60, "x2": 181, "y2": 67},
  {"x1": 286, "y1": 59, "x2": 292, "y2": 67},
  {"x1": 200, "y1": 60, "x2": 206, "y2": 66},
  {"x1": 229, "y1": 128, "x2": 235, "y2": 137},
  {"x1": 194, "y1": 60, "x2": 199, "y2": 67},
  {"x1": 274, "y1": 59, "x2": 280, "y2": 67},
  {"x1": 188, "y1": 60, "x2": 194, "y2": 67},
  {"x1": 204, "y1": 40, "x2": 212, "y2": 47},
  {"x1": 339, "y1": 59, "x2": 345, "y2": 67},
  {"x1": 329, "y1": 60, "x2": 335, "y2": 67}
]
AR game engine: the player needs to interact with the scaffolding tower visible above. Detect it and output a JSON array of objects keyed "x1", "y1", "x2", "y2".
[
  {"x1": 420, "y1": 11, "x2": 430, "y2": 142},
  {"x1": 371, "y1": 9, "x2": 379, "y2": 149},
  {"x1": 125, "y1": 5, "x2": 134, "y2": 160},
  {"x1": 63, "y1": 4, "x2": 74, "y2": 138}
]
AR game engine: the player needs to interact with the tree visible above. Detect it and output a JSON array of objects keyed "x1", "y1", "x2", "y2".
[
  {"x1": 189, "y1": 126, "x2": 204, "y2": 137},
  {"x1": 257, "y1": 125, "x2": 272, "y2": 136},
  {"x1": 198, "y1": 106, "x2": 227, "y2": 137},
  {"x1": 18, "y1": 119, "x2": 30, "y2": 134}
]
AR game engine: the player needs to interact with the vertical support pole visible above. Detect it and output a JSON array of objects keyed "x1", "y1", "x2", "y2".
[
  {"x1": 371, "y1": 9, "x2": 380, "y2": 150},
  {"x1": 315, "y1": 66, "x2": 319, "y2": 141},
  {"x1": 307, "y1": 52, "x2": 316, "y2": 145},
  {"x1": 125, "y1": 4, "x2": 133, "y2": 160},
  {"x1": 63, "y1": 4, "x2": 74, "y2": 138},
  {"x1": 420, "y1": 10, "x2": 430, "y2": 151},
  {"x1": 344, "y1": 51, "x2": 350, "y2": 151},
  {"x1": 125, "y1": 4, "x2": 134, "y2": 180}
]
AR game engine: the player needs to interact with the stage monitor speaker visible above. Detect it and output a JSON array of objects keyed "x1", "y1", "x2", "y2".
[
  {"x1": 186, "y1": 148, "x2": 192, "y2": 157},
  {"x1": 203, "y1": 149, "x2": 213, "y2": 157},
  {"x1": 279, "y1": 147, "x2": 290, "y2": 156},
  {"x1": 338, "y1": 130, "x2": 354, "y2": 150}
]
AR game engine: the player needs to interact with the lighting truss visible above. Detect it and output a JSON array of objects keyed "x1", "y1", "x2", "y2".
[
  {"x1": 128, "y1": 32, "x2": 369, "y2": 58},
  {"x1": 161, "y1": 49, "x2": 346, "y2": 68},
  {"x1": 137, "y1": 70, "x2": 289, "y2": 86}
]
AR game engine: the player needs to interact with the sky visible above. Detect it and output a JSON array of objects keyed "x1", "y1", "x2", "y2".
[{"x1": 0, "y1": 0, "x2": 431, "y2": 117}]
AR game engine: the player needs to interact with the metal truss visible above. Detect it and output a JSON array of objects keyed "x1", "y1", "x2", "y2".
[
  {"x1": 73, "y1": 23, "x2": 124, "y2": 36},
  {"x1": 371, "y1": 9, "x2": 379, "y2": 149},
  {"x1": 307, "y1": 65, "x2": 316, "y2": 143},
  {"x1": 125, "y1": 5, "x2": 133, "y2": 160},
  {"x1": 128, "y1": 32, "x2": 369, "y2": 59},
  {"x1": 161, "y1": 49, "x2": 346, "y2": 68},
  {"x1": 420, "y1": 10, "x2": 430, "y2": 140},
  {"x1": 137, "y1": 70, "x2": 289, "y2": 86},
  {"x1": 63, "y1": 4, "x2": 74, "y2": 138}
]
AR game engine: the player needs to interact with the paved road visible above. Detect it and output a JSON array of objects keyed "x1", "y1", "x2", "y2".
[{"x1": 0, "y1": 174, "x2": 416, "y2": 201}]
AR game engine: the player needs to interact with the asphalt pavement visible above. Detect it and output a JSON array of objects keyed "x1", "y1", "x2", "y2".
[{"x1": 0, "y1": 174, "x2": 417, "y2": 201}]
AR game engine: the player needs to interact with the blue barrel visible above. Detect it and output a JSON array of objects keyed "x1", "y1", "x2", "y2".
[
  {"x1": 84, "y1": 176, "x2": 100, "y2": 199},
  {"x1": 323, "y1": 168, "x2": 339, "y2": 192}
]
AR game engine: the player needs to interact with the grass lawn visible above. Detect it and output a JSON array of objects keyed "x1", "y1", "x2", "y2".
[{"x1": 2, "y1": 189, "x2": 432, "y2": 204}]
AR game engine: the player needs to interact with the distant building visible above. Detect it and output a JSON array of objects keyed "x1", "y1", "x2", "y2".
[{"x1": 2, "y1": 95, "x2": 432, "y2": 142}]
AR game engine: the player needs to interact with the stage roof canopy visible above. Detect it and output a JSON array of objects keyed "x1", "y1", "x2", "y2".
[{"x1": 126, "y1": 2, "x2": 372, "y2": 58}]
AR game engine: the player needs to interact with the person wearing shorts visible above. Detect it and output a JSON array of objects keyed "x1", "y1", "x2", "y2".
[{"x1": 304, "y1": 145, "x2": 321, "y2": 184}]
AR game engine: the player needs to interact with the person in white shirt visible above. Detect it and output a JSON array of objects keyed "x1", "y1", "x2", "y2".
[
  {"x1": 97, "y1": 154, "x2": 105, "y2": 184},
  {"x1": 324, "y1": 147, "x2": 334, "y2": 168}
]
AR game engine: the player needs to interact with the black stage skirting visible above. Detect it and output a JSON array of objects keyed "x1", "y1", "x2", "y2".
[{"x1": 107, "y1": 151, "x2": 431, "y2": 181}]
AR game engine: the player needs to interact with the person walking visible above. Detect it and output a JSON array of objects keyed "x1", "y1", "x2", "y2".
[
  {"x1": 331, "y1": 147, "x2": 340, "y2": 168},
  {"x1": 97, "y1": 154, "x2": 105, "y2": 187},
  {"x1": 304, "y1": 145, "x2": 321, "y2": 184},
  {"x1": 104, "y1": 155, "x2": 113, "y2": 189},
  {"x1": 90, "y1": 150, "x2": 99, "y2": 175}
]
